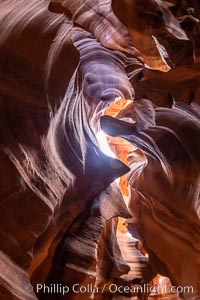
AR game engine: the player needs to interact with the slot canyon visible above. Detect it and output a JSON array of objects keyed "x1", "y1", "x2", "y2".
[{"x1": 0, "y1": 0, "x2": 199, "y2": 299}]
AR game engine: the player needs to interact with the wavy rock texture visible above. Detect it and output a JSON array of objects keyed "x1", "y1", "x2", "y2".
[
  {"x1": 101, "y1": 102, "x2": 200, "y2": 299},
  {"x1": 0, "y1": 0, "x2": 200, "y2": 300}
]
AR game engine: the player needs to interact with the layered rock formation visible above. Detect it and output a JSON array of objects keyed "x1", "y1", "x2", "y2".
[{"x1": 0, "y1": 0, "x2": 199, "y2": 299}]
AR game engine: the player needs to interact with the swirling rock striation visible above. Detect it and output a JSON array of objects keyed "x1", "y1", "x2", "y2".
[{"x1": 0, "y1": 0, "x2": 199, "y2": 299}]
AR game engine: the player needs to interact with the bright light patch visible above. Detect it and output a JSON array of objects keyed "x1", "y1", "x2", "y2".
[
  {"x1": 125, "y1": 231, "x2": 138, "y2": 241},
  {"x1": 126, "y1": 231, "x2": 133, "y2": 238},
  {"x1": 96, "y1": 131, "x2": 116, "y2": 158}
]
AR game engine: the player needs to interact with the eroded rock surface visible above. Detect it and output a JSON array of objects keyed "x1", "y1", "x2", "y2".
[{"x1": 0, "y1": 0, "x2": 199, "y2": 299}]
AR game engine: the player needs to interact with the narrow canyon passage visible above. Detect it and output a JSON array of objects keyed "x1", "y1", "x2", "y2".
[{"x1": 0, "y1": 0, "x2": 199, "y2": 299}]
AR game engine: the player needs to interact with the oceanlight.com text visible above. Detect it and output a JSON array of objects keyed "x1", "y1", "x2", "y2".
[{"x1": 25, "y1": 283, "x2": 195, "y2": 296}]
